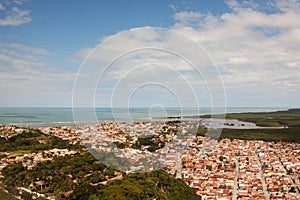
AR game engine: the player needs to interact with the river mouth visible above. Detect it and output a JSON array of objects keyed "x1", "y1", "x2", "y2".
[{"x1": 199, "y1": 118, "x2": 287, "y2": 129}]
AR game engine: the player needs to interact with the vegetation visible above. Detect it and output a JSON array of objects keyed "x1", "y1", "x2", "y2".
[
  {"x1": 2, "y1": 151, "x2": 199, "y2": 200},
  {"x1": 3, "y1": 109, "x2": 300, "y2": 199},
  {"x1": 0, "y1": 127, "x2": 197, "y2": 200},
  {"x1": 131, "y1": 135, "x2": 165, "y2": 152},
  {"x1": 219, "y1": 127, "x2": 300, "y2": 142},
  {"x1": 115, "y1": 123, "x2": 179, "y2": 152},
  {"x1": 202, "y1": 108, "x2": 300, "y2": 127},
  {"x1": 0, "y1": 130, "x2": 81, "y2": 152},
  {"x1": 1, "y1": 152, "x2": 117, "y2": 199},
  {"x1": 196, "y1": 125, "x2": 208, "y2": 137},
  {"x1": 225, "y1": 109, "x2": 300, "y2": 127},
  {"x1": 93, "y1": 170, "x2": 199, "y2": 200},
  {"x1": 0, "y1": 189, "x2": 17, "y2": 200},
  {"x1": 199, "y1": 109, "x2": 300, "y2": 142}
]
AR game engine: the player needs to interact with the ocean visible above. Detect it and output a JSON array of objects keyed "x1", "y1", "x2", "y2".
[{"x1": 0, "y1": 107, "x2": 289, "y2": 128}]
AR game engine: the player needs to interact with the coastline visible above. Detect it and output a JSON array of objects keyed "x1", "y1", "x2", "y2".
[
  {"x1": 1, "y1": 109, "x2": 300, "y2": 199},
  {"x1": 0, "y1": 107, "x2": 290, "y2": 128}
]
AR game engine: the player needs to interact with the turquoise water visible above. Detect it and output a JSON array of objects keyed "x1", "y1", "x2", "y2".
[{"x1": 0, "y1": 107, "x2": 289, "y2": 127}]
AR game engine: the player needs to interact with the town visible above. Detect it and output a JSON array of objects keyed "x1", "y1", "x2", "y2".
[
  {"x1": 39, "y1": 121, "x2": 300, "y2": 199},
  {"x1": 1, "y1": 121, "x2": 300, "y2": 200},
  {"x1": 182, "y1": 137, "x2": 300, "y2": 200}
]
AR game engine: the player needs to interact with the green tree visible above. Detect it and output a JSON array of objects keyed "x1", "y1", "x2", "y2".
[
  {"x1": 70, "y1": 182, "x2": 97, "y2": 200},
  {"x1": 21, "y1": 191, "x2": 32, "y2": 200}
]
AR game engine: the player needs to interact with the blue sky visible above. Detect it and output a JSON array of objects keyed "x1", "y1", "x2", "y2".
[
  {"x1": 0, "y1": 0, "x2": 300, "y2": 107},
  {"x1": 1, "y1": 0, "x2": 229, "y2": 57}
]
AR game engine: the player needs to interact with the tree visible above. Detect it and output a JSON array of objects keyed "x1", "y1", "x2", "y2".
[
  {"x1": 196, "y1": 126, "x2": 207, "y2": 137},
  {"x1": 6, "y1": 185, "x2": 19, "y2": 196},
  {"x1": 290, "y1": 186, "x2": 296, "y2": 193},
  {"x1": 231, "y1": 163, "x2": 236, "y2": 169},
  {"x1": 219, "y1": 156, "x2": 224, "y2": 161},
  {"x1": 206, "y1": 165, "x2": 212, "y2": 171},
  {"x1": 21, "y1": 191, "x2": 33, "y2": 200},
  {"x1": 70, "y1": 182, "x2": 97, "y2": 200},
  {"x1": 98, "y1": 170, "x2": 199, "y2": 200}
]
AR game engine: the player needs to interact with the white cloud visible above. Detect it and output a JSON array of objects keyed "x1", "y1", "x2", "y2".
[
  {"x1": 226, "y1": 57, "x2": 250, "y2": 65},
  {"x1": 172, "y1": 1, "x2": 300, "y2": 98},
  {"x1": 8, "y1": 43, "x2": 50, "y2": 56},
  {"x1": 72, "y1": 0, "x2": 300, "y2": 107},
  {"x1": 13, "y1": 0, "x2": 27, "y2": 5},
  {"x1": 0, "y1": 43, "x2": 76, "y2": 106},
  {"x1": 0, "y1": 43, "x2": 50, "y2": 68},
  {"x1": 72, "y1": 27, "x2": 225, "y2": 108},
  {"x1": 174, "y1": 11, "x2": 204, "y2": 24},
  {"x1": 0, "y1": 0, "x2": 32, "y2": 26},
  {"x1": 0, "y1": 4, "x2": 5, "y2": 10},
  {"x1": 275, "y1": 0, "x2": 300, "y2": 12},
  {"x1": 169, "y1": 4, "x2": 176, "y2": 12},
  {"x1": 3, "y1": 0, "x2": 297, "y2": 107}
]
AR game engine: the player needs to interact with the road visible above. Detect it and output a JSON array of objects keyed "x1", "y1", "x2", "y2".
[
  {"x1": 231, "y1": 159, "x2": 239, "y2": 200},
  {"x1": 256, "y1": 152, "x2": 270, "y2": 200}
]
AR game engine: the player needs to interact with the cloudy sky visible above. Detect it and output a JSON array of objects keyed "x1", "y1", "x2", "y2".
[{"x1": 0, "y1": 0, "x2": 299, "y2": 107}]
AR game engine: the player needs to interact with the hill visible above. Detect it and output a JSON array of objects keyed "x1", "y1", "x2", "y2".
[
  {"x1": 2, "y1": 152, "x2": 199, "y2": 200},
  {"x1": 0, "y1": 128, "x2": 199, "y2": 200},
  {"x1": 94, "y1": 170, "x2": 199, "y2": 200}
]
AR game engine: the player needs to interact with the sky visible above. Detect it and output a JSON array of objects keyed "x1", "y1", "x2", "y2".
[{"x1": 0, "y1": 0, "x2": 299, "y2": 108}]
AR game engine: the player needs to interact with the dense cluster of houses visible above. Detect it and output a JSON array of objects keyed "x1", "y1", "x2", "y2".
[
  {"x1": 0, "y1": 125, "x2": 78, "y2": 178},
  {"x1": 0, "y1": 124, "x2": 28, "y2": 139},
  {"x1": 0, "y1": 148, "x2": 77, "y2": 174},
  {"x1": 181, "y1": 137, "x2": 300, "y2": 200},
  {"x1": 77, "y1": 121, "x2": 198, "y2": 173},
  {"x1": 39, "y1": 126, "x2": 81, "y2": 145},
  {"x1": 18, "y1": 122, "x2": 300, "y2": 200},
  {"x1": 2, "y1": 123, "x2": 300, "y2": 199}
]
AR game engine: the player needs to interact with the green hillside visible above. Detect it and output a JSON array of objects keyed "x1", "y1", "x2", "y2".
[
  {"x1": 1, "y1": 152, "x2": 198, "y2": 200},
  {"x1": 0, "y1": 129, "x2": 198, "y2": 200}
]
